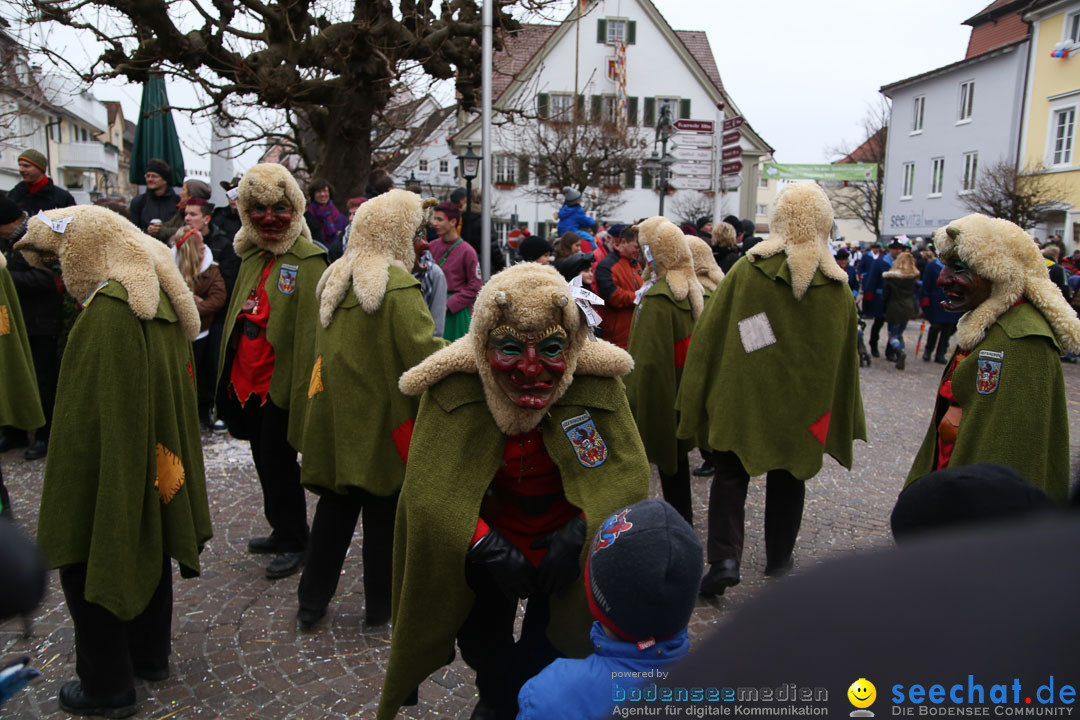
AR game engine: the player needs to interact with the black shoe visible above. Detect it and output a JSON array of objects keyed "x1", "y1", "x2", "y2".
[
  {"x1": 870, "y1": 347, "x2": 880, "y2": 359},
  {"x1": 885, "y1": 347, "x2": 897, "y2": 362},
  {"x1": 896, "y1": 351, "x2": 906, "y2": 371},
  {"x1": 922, "y1": 351, "x2": 931, "y2": 362},
  {"x1": 247, "y1": 536, "x2": 287, "y2": 554},
  {"x1": 692, "y1": 460, "x2": 715, "y2": 477},
  {"x1": 266, "y1": 552, "x2": 304, "y2": 579},
  {"x1": 23, "y1": 440, "x2": 47, "y2": 460},
  {"x1": 764, "y1": 556, "x2": 794, "y2": 577},
  {"x1": 365, "y1": 609, "x2": 391, "y2": 628},
  {"x1": 134, "y1": 664, "x2": 169, "y2": 682},
  {"x1": 934, "y1": 355, "x2": 948, "y2": 365},
  {"x1": 470, "y1": 697, "x2": 506, "y2": 720},
  {"x1": 0, "y1": 432, "x2": 29, "y2": 453},
  {"x1": 699, "y1": 559, "x2": 740, "y2": 597},
  {"x1": 297, "y1": 606, "x2": 326, "y2": 628},
  {"x1": 58, "y1": 680, "x2": 137, "y2": 719}
]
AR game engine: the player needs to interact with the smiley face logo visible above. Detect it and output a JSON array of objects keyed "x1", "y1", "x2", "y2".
[{"x1": 848, "y1": 678, "x2": 876, "y2": 709}]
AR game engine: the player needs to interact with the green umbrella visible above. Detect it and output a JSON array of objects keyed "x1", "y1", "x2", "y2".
[{"x1": 129, "y1": 73, "x2": 186, "y2": 186}]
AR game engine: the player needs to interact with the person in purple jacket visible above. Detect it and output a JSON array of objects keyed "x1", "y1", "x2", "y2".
[{"x1": 429, "y1": 202, "x2": 483, "y2": 342}]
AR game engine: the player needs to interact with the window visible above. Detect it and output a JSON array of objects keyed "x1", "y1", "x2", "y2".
[
  {"x1": 607, "y1": 19, "x2": 626, "y2": 44},
  {"x1": 495, "y1": 155, "x2": 516, "y2": 184},
  {"x1": 418, "y1": 159, "x2": 428, "y2": 173},
  {"x1": 912, "y1": 96, "x2": 925, "y2": 133},
  {"x1": 600, "y1": 168, "x2": 622, "y2": 189},
  {"x1": 439, "y1": 159, "x2": 449, "y2": 174},
  {"x1": 656, "y1": 97, "x2": 679, "y2": 124},
  {"x1": 601, "y1": 95, "x2": 618, "y2": 123},
  {"x1": 962, "y1": 151, "x2": 978, "y2": 193},
  {"x1": 902, "y1": 162, "x2": 915, "y2": 198},
  {"x1": 756, "y1": 204, "x2": 768, "y2": 216},
  {"x1": 930, "y1": 157, "x2": 945, "y2": 196},
  {"x1": 549, "y1": 93, "x2": 574, "y2": 121},
  {"x1": 1066, "y1": 11, "x2": 1080, "y2": 43},
  {"x1": 958, "y1": 81, "x2": 974, "y2": 122},
  {"x1": 1052, "y1": 107, "x2": 1076, "y2": 166},
  {"x1": 597, "y1": 18, "x2": 635, "y2": 45},
  {"x1": 759, "y1": 176, "x2": 768, "y2": 188}
]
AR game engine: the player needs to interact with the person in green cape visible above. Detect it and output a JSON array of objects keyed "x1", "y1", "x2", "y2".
[
  {"x1": 905, "y1": 214, "x2": 1080, "y2": 504},
  {"x1": 215, "y1": 164, "x2": 328, "y2": 580},
  {"x1": 624, "y1": 217, "x2": 705, "y2": 525},
  {"x1": 15, "y1": 206, "x2": 212, "y2": 718},
  {"x1": 676, "y1": 182, "x2": 866, "y2": 597},
  {"x1": 685, "y1": 234, "x2": 724, "y2": 481},
  {"x1": 296, "y1": 190, "x2": 447, "y2": 628},
  {"x1": 377, "y1": 263, "x2": 650, "y2": 720},
  {"x1": 428, "y1": 201, "x2": 482, "y2": 342}
]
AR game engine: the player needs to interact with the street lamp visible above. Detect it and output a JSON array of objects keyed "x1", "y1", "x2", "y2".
[
  {"x1": 457, "y1": 143, "x2": 480, "y2": 218},
  {"x1": 405, "y1": 170, "x2": 421, "y2": 193}
]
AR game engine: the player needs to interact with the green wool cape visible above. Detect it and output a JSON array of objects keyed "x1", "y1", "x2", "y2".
[
  {"x1": 0, "y1": 266, "x2": 44, "y2": 430},
  {"x1": 377, "y1": 373, "x2": 650, "y2": 720},
  {"x1": 37, "y1": 282, "x2": 212, "y2": 621},
  {"x1": 301, "y1": 267, "x2": 447, "y2": 497},
  {"x1": 906, "y1": 303, "x2": 1069, "y2": 504},
  {"x1": 217, "y1": 237, "x2": 327, "y2": 448},
  {"x1": 676, "y1": 254, "x2": 866, "y2": 480},
  {"x1": 624, "y1": 277, "x2": 695, "y2": 474}
]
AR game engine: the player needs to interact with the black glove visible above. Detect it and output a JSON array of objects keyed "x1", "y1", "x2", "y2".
[
  {"x1": 467, "y1": 527, "x2": 535, "y2": 601},
  {"x1": 530, "y1": 514, "x2": 587, "y2": 596}
]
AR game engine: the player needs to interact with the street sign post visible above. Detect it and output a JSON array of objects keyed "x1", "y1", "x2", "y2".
[
  {"x1": 721, "y1": 130, "x2": 741, "y2": 146},
  {"x1": 673, "y1": 119, "x2": 714, "y2": 133},
  {"x1": 719, "y1": 175, "x2": 743, "y2": 191},
  {"x1": 721, "y1": 161, "x2": 743, "y2": 176},
  {"x1": 671, "y1": 162, "x2": 713, "y2": 177},
  {"x1": 671, "y1": 146, "x2": 712, "y2": 161},
  {"x1": 721, "y1": 146, "x2": 742, "y2": 160},
  {"x1": 671, "y1": 134, "x2": 712, "y2": 148},
  {"x1": 722, "y1": 116, "x2": 744, "y2": 132},
  {"x1": 671, "y1": 177, "x2": 712, "y2": 190}
]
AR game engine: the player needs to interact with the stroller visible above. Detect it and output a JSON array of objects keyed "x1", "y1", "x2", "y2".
[{"x1": 857, "y1": 319, "x2": 872, "y2": 367}]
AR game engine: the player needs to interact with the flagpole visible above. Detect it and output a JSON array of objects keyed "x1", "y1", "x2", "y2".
[{"x1": 481, "y1": 0, "x2": 493, "y2": 281}]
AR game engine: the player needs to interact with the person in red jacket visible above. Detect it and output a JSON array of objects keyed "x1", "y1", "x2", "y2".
[{"x1": 594, "y1": 226, "x2": 643, "y2": 349}]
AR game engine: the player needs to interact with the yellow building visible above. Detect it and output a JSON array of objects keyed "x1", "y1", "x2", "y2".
[{"x1": 1020, "y1": 0, "x2": 1080, "y2": 247}]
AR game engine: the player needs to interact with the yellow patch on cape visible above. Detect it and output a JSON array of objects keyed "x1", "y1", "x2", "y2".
[
  {"x1": 0, "y1": 304, "x2": 8, "y2": 336},
  {"x1": 155, "y1": 443, "x2": 185, "y2": 504},
  {"x1": 308, "y1": 355, "x2": 324, "y2": 398}
]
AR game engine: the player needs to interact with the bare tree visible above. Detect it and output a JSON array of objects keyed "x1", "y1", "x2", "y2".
[
  {"x1": 826, "y1": 100, "x2": 888, "y2": 238},
  {"x1": 670, "y1": 190, "x2": 719, "y2": 227},
  {"x1": 959, "y1": 160, "x2": 1067, "y2": 230},
  {"x1": 10, "y1": 0, "x2": 560, "y2": 195}
]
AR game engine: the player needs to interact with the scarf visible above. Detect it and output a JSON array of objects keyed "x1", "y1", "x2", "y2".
[{"x1": 311, "y1": 200, "x2": 346, "y2": 241}]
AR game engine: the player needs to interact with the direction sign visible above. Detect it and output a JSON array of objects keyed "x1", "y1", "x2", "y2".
[
  {"x1": 720, "y1": 175, "x2": 743, "y2": 191},
  {"x1": 672, "y1": 162, "x2": 713, "y2": 177},
  {"x1": 721, "y1": 131, "x2": 741, "y2": 146},
  {"x1": 672, "y1": 133, "x2": 712, "y2": 147},
  {"x1": 673, "y1": 119, "x2": 714, "y2": 133},
  {"x1": 722, "y1": 146, "x2": 743, "y2": 160},
  {"x1": 671, "y1": 146, "x2": 712, "y2": 162},
  {"x1": 671, "y1": 177, "x2": 712, "y2": 190},
  {"x1": 722, "y1": 116, "x2": 744, "y2": 132},
  {"x1": 722, "y1": 161, "x2": 743, "y2": 176}
]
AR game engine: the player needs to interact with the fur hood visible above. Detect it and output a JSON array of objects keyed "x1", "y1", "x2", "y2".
[
  {"x1": 399, "y1": 263, "x2": 632, "y2": 435},
  {"x1": 316, "y1": 190, "x2": 436, "y2": 327},
  {"x1": 233, "y1": 163, "x2": 311, "y2": 256},
  {"x1": 747, "y1": 182, "x2": 846, "y2": 299},
  {"x1": 14, "y1": 206, "x2": 200, "y2": 340},
  {"x1": 636, "y1": 216, "x2": 704, "y2": 319},
  {"x1": 687, "y1": 235, "x2": 724, "y2": 292},
  {"x1": 934, "y1": 214, "x2": 1080, "y2": 354}
]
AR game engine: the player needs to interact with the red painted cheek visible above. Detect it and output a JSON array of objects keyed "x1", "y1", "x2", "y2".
[{"x1": 540, "y1": 355, "x2": 566, "y2": 376}]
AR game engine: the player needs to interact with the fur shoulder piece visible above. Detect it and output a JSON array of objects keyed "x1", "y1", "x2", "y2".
[
  {"x1": 636, "y1": 216, "x2": 705, "y2": 319},
  {"x1": 686, "y1": 235, "x2": 724, "y2": 292},
  {"x1": 750, "y1": 182, "x2": 846, "y2": 299},
  {"x1": 233, "y1": 163, "x2": 311, "y2": 256},
  {"x1": 15, "y1": 206, "x2": 200, "y2": 340},
  {"x1": 317, "y1": 190, "x2": 436, "y2": 327},
  {"x1": 575, "y1": 338, "x2": 634, "y2": 376},
  {"x1": 935, "y1": 215, "x2": 1080, "y2": 354},
  {"x1": 0, "y1": 252, "x2": 6, "y2": 271},
  {"x1": 399, "y1": 338, "x2": 476, "y2": 396}
]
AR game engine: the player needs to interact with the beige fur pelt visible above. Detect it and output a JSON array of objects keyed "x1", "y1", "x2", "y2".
[
  {"x1": 747, "y1": 182, "x2": 846, "y2": 300},
  {"x1": 0, "y1": 251, "x2": 6, "y2": 271},
  {"x1": 316, "y1": 190, "x2": 436, "y2": 327},
  {"x1": 686, "y1": 235, "x2": 724, "y2": 292},
  {"x1": 233, "y1": 163, "x2": 311, "y2": 256},
  {"x1": 636, "y1": 216, "x2": 705, "y2": 319},
  {"x1": 15, "y1": 206, "x2": 200, "y2": 340},
  {"x1": 399, "y1": 263, "x2": 632, "y2": 435},
  {"x1": 934, "y1": 214, "x2": 1080, "y2": 354}
]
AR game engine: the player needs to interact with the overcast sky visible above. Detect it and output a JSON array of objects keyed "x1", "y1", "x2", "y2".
[{"x1": 75, "y1": 0, "x2": 995, "y2": 172}]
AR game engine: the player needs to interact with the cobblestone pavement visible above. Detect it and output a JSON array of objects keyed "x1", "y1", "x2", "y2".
[{"x1": 3, "y1": 326, "x2": 1079, "y2": 719}]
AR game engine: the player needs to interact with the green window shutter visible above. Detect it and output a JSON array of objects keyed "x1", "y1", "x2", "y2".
[
  {"x1": 537, "y1": 93, "x2": 549, "y2": 120},
  {"x1": 576, "y1": 94, "x2": 585, "y2": 122},
  {"x1": 624, "y1": 169, "x2": 635, "y2": 188},
  {"x1": 627, "y1": 21, "x2": 636, "y2": 44},
  {"x1": 642, "y1": 169, "x2": 653, "y2": 189},
  {"x1": 538, "y1": 221, "x2": 548, "y2": 238},
  {"x1": 518, "y1": 157, "x2": 529, "y2": 185},
  {"x1": 628, "y1": 96, "x2": 638, "y2": 125},
  {"x1": 537, "y1": 164, "x2": 548, "y2": 186},
  {"x1": 597, "y1": 19, "x2": 607, "y2": 43},
  {"x1": 679, "y1": 98, "x2": 691, "y2": 119},
  {"x1": 643, "y1": 97, "x2": 655, "y2": 126},
  {"x1": 591, "y1": 95, "x2": 602, "y2": 122}
]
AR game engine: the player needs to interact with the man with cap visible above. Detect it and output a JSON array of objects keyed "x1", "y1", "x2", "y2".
[
  {"x1": 594, "y1": 225, "x2": 643, "y2": 349},
  {"x1": 516, "y1": 498, "x2": 703, "y2": 720},
  {"x1": 157, "y1": 178, "x2": 212, "y2": 242},
  {"x1": 677, "y1": 183, "x2": 866, "y2": 596},
  {"x1": 7, "y1": 149, "x2": 75, "y2": 215},
  {"x1": 862, "y1": 239, "x2": 904, "y2": 359},
  {"x1": 835, "y1": 248, "x2": 859, "y2": 295},
  {"x1": 129, "y1": 159, "x2": 181, "y2": 236},
  {"x1": 695, "y1": 216, "x2": 713, "y2": 237},
  {"x1": 906, "y1": 215, "x2": 1080, "y2": 505}
]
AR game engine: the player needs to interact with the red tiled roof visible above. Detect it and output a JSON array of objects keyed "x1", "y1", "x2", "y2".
[
  {"x1": 673, "y1": 30, "x2": 725, "y2": 96},
  {"x1": 493, "y1": 24, "x2": 557, "y2": 101},
  {"x1": 963, "y1": 0, "x2": 1026, "y2": 26},
  {"x1": 965, "y1": 11, "x2": 1029, "y2": 58},
  {"x1": 836, "y1": 127, "x2": 886, "y2": 164}
]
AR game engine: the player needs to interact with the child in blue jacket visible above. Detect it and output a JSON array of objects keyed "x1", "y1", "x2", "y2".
[
  {"x1": 557, "y1": 186, "x2": 597, "y2": 250},
  {"x1": 516, "y1": 499, "x2": 703, "y2": 720}
]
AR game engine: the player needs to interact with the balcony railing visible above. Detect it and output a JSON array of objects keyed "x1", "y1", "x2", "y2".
[{"x1": 58, "y1": 142, "x2": 118, "y2": 174}]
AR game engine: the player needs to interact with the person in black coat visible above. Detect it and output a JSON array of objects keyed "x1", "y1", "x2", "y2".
[
  {"x1": 7, "y1": 149, "x2": 75, "y2": 216},
  {"x1": 128, "y1": 158, "x2": 181, "y2": 238}
]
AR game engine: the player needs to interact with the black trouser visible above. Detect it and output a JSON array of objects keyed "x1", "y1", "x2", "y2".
[
  {"x1": 59, "y1": 556, "x2": 172, "y2": 700},
  {"x1": 298, "y1": 488, "x2": 397, "y2": 619},
  {"x1": 4, "y1": 334, "x2": 57, "y2": 446},
  {"x1": 924, "y1": 323, "x2": 955, "y2": 360},
  {"x1": 192, "y1": 324, "x2": 223, "y2": 424},
  {"x1": 658, "y1": 453, "x2": 692, "y2": 525},
  {"x1": 868, "y1": 317, "x2": 885, "y2": 355},
  {"x1": 238, "y1": 399, "x2": 308, "y2": 552},
  {"x1": 707, "y1": 451, "x2": 805, "y2": 568},
  {"x1": 0, "y1": 463, "x2": 9, "y2": 518},
  {"x1": 457, "y1": 564, "x2": 562, "y2": 718}
]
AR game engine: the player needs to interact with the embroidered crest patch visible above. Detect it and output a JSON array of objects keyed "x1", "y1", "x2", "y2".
[
  {"x1": 277, "y1": 263, "x2": 298, "y2": 295},
  {"x1": 592, "y1": 508, "x2": 633, "y2": 551},
  {"x1": 976, "y1": 350, "x2": 1002, "y2": 395},
  {"x1": 561, "y1": 411, "x2": 608, "y2": 468}
]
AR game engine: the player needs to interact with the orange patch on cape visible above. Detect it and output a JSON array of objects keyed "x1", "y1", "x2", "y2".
[
  {"x1": 308, "y1": 355, "x2": 324, "y2": 398},
  {"x1": 155, "y1": 443, "x2": 185, "y2": 504},
  {"x1": 0, "y1": 304, "x2": 9, "y2": 336}
]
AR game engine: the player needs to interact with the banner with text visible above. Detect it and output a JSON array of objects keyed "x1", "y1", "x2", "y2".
[{"x1": 763, "y1": 163, "x2": 878, "y2": 182}]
